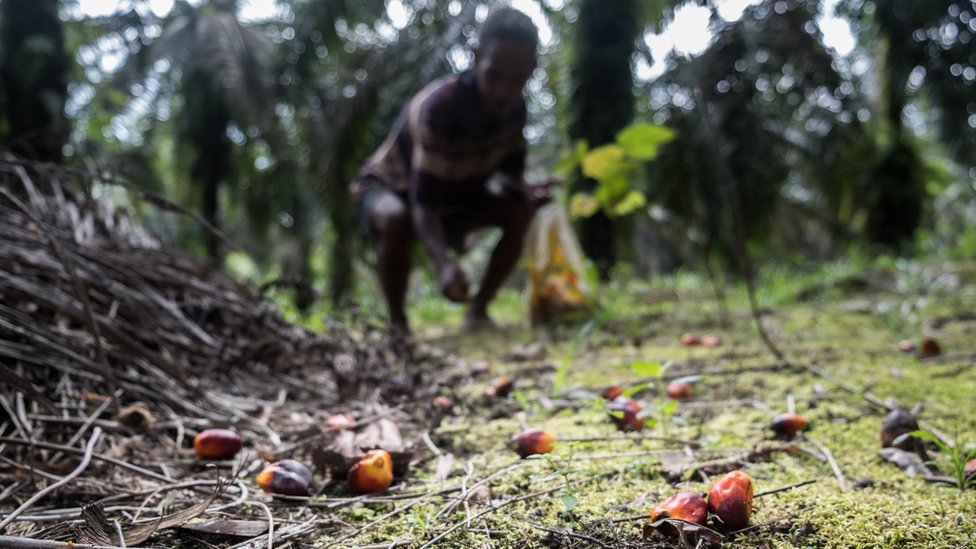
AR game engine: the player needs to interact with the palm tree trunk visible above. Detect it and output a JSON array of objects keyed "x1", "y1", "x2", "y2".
[
  {"x1": 568, "y1": 0, "x2": 641, "y2": 280},
  {"x1": 0, "y1": 0, "x2": 68, "y2": 162}
]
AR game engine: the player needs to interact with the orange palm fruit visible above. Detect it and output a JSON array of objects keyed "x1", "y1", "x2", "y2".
[
  {"x1": 964, "y1": 458, "x2": 976, "y2": 479},
  {"x1": 707, "y1": 470, "x2": 753, "y2": 531},
  {"x1": 493, "y1": 376, "x2": 515, "y2": 397},
  {"x1": 193, "y1": 429, "x2": 241, "y2": 460},
  {"x1": 607, "y1": 396, "x2": 644, "y2": 432},
  {"x1": 680, "y1": 333, "x2": 701, "y2": 346},
  {"x1": 918, "y1": 338, "x2": 941, "y2": 358},
  {"x1": 347, "y1": 449, "x2": 393, "y2": 494},
  {"x1": 511, "y1": 429, "x2": 556, "y2": 458},
  {"x1": 649, "y1": 491, "x2": 707, "y2": 536},
  {"x1": 770, "y1": 413, "x2": 808, "y2": 437},
  {"x1": 701, "y1": 334, "x2": 721, "y2": 347},
  {"x1": 601, "y1": 386, "x2": 623, "y2": 400},
  {"x1": 256, "y1": 459, "x2": 312, "y2": 496},
  {"x1": 432, "y1": 395, "x2": 453, "y2": 413},
  {"x1": 666, "y1": 381, "x2": 693, "y2": 401}
]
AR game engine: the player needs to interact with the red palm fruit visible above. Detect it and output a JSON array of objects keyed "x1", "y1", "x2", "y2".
[
  {"x1": 326, "y1": 414, "x2": 355, "y2": 430},
  {"x1": 602, "y1": 386, "x2": 623, "y2": 400},
  {"x1": 511, "y1": 429, "x2": 556, "y2": 458},
  {"x1": 471, "y1": 361, "x2": 491, "y2": 377},
  {"x1": 898, "y1": 340, "x2": 915, "y2": 353},
  {"x1": 701, "y1": 335, "x2": 722, "y2": 347},
  {"x1": 432, "y1": 395, "x2": 453, "y2": 413},
  {"x1": 666, "y1": 381, "x2": 693, "y2": 401},
  {"x1": 256, "y1": 460, "x2": 312, "y2": 496},
  {"x1": 680, "y1": 333, "x2": 701, "y2": 346},
  {"x1": 347, "y1": 449, "x2": 393, "y2": 494},
  {"x1": 770, "y1": 413, "x2": 809, "y2": 437},
  {"x1": 193, "y1": 429, "x2": 241, "y2": 460},
  {"x1": 607, "y1": 396, "x2": 644, "y2": 432},
  {"x1": 708, "y1": 470, "x2": 753, "y2": 531},
  {"x1": 918, "y1": 338, "x2": 941, "y2": 358},
  {"x1": 649, "y1": 491, "x2": 708, "y2": 536},
  {"x1": 964, "y1": 458, "x2": 976, "y2": 479},
  {"x1": 880, "y1": 408, "x2": 920, "y2": 450},
  {"x1": 493, "y1": 376, "x2": 515, "y2": 397}
]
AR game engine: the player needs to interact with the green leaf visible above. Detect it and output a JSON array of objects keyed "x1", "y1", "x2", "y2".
[
  {"x1": 552, "y1": 354, "x2": 572, "y2": 397},
  {"x1": 561, "y1": 494, "x2": 578, "y2": 511},
  {"x1": 615, "y1": 123, "x2": 675, "y2": 161},
  {"x1": 569, "y1": 192, "x2": 600, "y2": 218},
  {"x1": 661, "y1": 400, "x2": 679, "y2": 415},
  {"x1": 622, "y1": 383, "x2": 652, "y2": 397},
  {"x1": 631, "y1": 360, "x2": 664, "y2": 378},
  {"x1": 612, "y1": 190, "x2": 647, "y2": 216},
  {"x1": 581, "y1": 144, "x2": 625, "y2": 180},
  {"x1": 554, "y1": 150, "x2": 580, "y2": 177}
]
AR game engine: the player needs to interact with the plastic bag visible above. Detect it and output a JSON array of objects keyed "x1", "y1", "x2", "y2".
[{"x1": 524, "y1": 204, "x2": 594, "y2": 325}]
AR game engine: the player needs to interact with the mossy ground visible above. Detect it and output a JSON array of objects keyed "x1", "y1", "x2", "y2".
[{"x1": 313, "y1": 259, "x2": 976, "y2": 548}]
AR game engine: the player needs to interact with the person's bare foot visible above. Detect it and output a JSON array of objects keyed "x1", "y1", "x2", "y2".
[{"x1": 463, "y1": 308, "x2": 499, "y2": 331}]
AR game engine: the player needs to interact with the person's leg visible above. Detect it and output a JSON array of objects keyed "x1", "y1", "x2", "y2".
[
  {"x1": 460, "y1": 192, "x2": 533, "y2": 328},
  {"x1": 367, "y1": 190, "x2": 414, "y2": 332}
]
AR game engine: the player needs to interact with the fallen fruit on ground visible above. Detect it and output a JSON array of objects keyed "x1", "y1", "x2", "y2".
[
  {"x1": 608, "y1": 396, "x2": 644, "y2": 431},
  {"x1": 708, "y1": 470, "x2": 753, "y2": 530},
  {"x1": 257, "y1": 459, "x2": 313, "y2": 496},
  {"x1": 347, "y1": 449, "x2": 394, "y2": 494},
  {"x1": 918, "y1": 338, "x2": 941, "y2": 358},
  {"x1": 326, "y1": 413, "x2": 355, "y2": 430},
  {"x1": 666, "y1": 381, "x2": 693, "y2": 401},
  {"x1": 432, "y1": 395, "x2": 453, "y2": 413},
  {"x1": 898, "y1": 340, "x2": 915, "y2": 353},
  {"x1": 649, "y1": 491, "x2": 707, "y2": 536},
  {"x1": 681, "y1": 333, "x2": 700, "y2": 346},
  {"x1": 471, "y1": 360, "x2": 491, "y2": 377},
  {"x1": 602, "y1": 386, "x2": 623, "y2": 400},
  {"x1": 770, "y1": 412, "x2": 808, "y2": 437},
  {"x1": 511, "y1": 428, "x2": 556, "y2": 458},
  {"x1": 193, "y1": 428, "x2": 241, "y2": 460},
  {"x1": 493, "y1": 376, "x2": 515, "y2": 397},
  {"x1": 701, "y1": 334, "x2": 721, "y2": 347},
  {"x1": 965, "y1": 458, "x2": 976, "y2": 479},
  {"x1": 880, "y1": 408, "x2": 920, "y2": 450}
]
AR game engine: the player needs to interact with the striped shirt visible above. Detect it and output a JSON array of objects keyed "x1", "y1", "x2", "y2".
[{"x1": 358, "y1": 70, "x2": 527, "y2": 211}]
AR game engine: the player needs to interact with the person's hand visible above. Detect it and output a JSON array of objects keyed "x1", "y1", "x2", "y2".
[{"x1": 438, "y1": 261, "x2": 469, "y2": 303}]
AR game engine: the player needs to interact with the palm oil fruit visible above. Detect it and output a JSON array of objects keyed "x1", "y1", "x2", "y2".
[
  {"x1": 347, "y1": 449, "x2": 393, "y2": 494},
  {"x1": 511, "y1": 428, "x2": 556, "y2": 458},
  {"x1": 257, "y1": 459, "x2": 312, "y2": 496},
  {"x1": 707, "y1": 470, "x2": 753, "y2": 531},
  {"x1": 770, "y1": 413, "x2": 808, "y2": 437},
  {"x1": 666, "y1": 381, "x2": 693, "y2": 401},
  {"x1": 649, "y1": 491, "x2": 707, "y2": 536},
  {"x1": 193, "y1": 428, "x2": 241, "y2": 460},
  {"x1": 326, "y1": 413, "x2": 356, "y2": 430},
  {"x1": 608, "y1": 396, "x2": 644, "y2": 432},
  {"x1": 601, "y1": 386, "x2": 623, "y2": 400},
  {"x1": 918, "y1": 338, "x2": 941, "y2": 358},
  {"x1": 701, "y1": 334, "x2": 721, "y2": 347},
  {"x1": 880, "y1": 408, "x2": 920, "y2": 450},
  {"x1": 964, "y1": 458, "x2": 976, "y2": 480},
  {"x1": 680, "y1": 333, "x2": 701, "y2": 346}
]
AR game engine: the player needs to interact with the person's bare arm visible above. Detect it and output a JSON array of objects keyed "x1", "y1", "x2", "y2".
[{"x1": 411, "y1": 201, "x2": 469, "y2": 302}]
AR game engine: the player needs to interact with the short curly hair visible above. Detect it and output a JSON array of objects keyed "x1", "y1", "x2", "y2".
[{"x1": 478, "y1": 6, "x2": 539, "y2": 51}]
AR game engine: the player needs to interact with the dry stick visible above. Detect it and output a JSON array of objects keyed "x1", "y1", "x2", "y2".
[
  {"x1": 806, "y1": 437, "x2": 847, "y2": 491},
  {"x1": 50, "y1": 388, "x2": 122, "y2": 465},
  {"x1": 512, "y1": 515, "x2": 612, "y2": 549},
  {"x1": 560, "y1": 434, "x2": 701, "y2": 448},
  {"x1": 0, "y1": 427, "x2": 102, "y2": 531},
  {"x1": 418, "y1": 473, "x2": 611, "y2": 549},
  {"x1": 0, "y1": 186, "x2": 117, "y2": 389},
  {"x1": 0, "y1": 537, "x2": 150, "y2": 549},
  {"x1": 0, "y1": 436, "x2": 175, "y2": 484},
  {"x1": 693, "y1": 86, "x2": 785, "y2": 363},
  {"x1": 316, "y1": 501, "x2": 420, "y2": 549},
  {"x1": 251, "y1": 501, "x2": 275, "y2": 549}
]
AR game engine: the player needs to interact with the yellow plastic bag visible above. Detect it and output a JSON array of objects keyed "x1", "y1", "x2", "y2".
[{"x1": 524, "y1": 204, "x2": 594, "y2": 325}]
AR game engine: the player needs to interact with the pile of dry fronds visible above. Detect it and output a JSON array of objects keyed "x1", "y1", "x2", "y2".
[{"x1": 0, "y1": 154, "x2": 455, "y2": 547}]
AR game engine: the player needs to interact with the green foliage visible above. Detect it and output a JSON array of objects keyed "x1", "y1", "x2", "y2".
[
  {"x1": 558, "y1": 122, "x2": 675, "y2": 219},
  {"x1": 901, "y1": 430, "x2": 976, "y2": 492}
]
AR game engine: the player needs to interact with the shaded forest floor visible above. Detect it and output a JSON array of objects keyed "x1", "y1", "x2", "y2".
[{"x1": 327, "y1": 258, "x2": 976, "y2": 547}]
